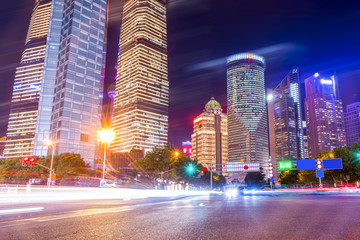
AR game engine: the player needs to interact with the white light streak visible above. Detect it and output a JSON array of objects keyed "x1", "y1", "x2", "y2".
[{"x1": 0, "y1": 207, "x2": 44, "y2": 216}]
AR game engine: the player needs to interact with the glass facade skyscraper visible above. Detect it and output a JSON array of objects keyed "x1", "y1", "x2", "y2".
[
  {"x1": 4, "y1": 0, "x2": 63, "y2": 159},
  {"x1": 112, "y1": 0, "x2": 168, "y2": 153},
  {"x1": 50, "y1": 0, "x2": 107, "y2": 165},
  {"x1": 4, "y1": 0, "x2": 108, "y2": 165},
  {"x1": 344, "y1": 102, "x2": 360, "y2": 147},
  {"x1": 227, "y1": 53, "x2": 269, "y2": 171},
  {"x1": 268, "y1": 67, "x2": 304, "y2": 178},
  {"x1": 304, "y1": 73, "x2": 346, "y2": 158}
]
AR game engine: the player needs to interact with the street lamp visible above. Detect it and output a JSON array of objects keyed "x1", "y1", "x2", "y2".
[
  {"x1": 97, "y1": 129, "x2": 115, "y2": 186},
  {"x1": 44, "y1": 139, "x2": 55, "y2": 188}
]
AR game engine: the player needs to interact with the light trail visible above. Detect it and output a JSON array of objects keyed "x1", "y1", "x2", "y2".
[{"x1": 0, "y1": 207, "x2": 44, "y2": 215}]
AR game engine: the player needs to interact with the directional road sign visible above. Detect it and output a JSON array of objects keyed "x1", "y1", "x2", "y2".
[
  {"x1": 296, "y1": 159, "x2": 316, "y2": 170},
  {"x1": 316, "y1": 170, "x2": 324, "y2": 178},
  {"x1": 323, "y1": 158, "x2": 343, "y2": 170}
]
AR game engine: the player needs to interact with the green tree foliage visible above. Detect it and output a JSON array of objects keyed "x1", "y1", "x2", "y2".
[
  {"x1": 245, "y1": 171, "x2": 266, "y2": 187},
  {"x1": 132, "y1": 145, "x2": 201, "y2": 182},
  {"x1": 278, "y1": 170, "x2": 299, "y2": 185},
  {"x1": 0, "y1": 153, "x2": 87, "y2": 183}
]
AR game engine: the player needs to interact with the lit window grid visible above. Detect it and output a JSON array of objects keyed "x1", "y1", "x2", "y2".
[
  {"x1": 112, "y1": 0, "x2": 168, "y2": 152},
  {"x1": 191, "y1": 112, "x2": 228, "y2": 167},
  {"x1": 227, "y1": 57, "x2": 269, "y2": 168},
  {"x1": 49, "y1": 0, "x2": 107, "y2": 164}
]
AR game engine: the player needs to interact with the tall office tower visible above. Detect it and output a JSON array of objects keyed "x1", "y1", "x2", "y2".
[
  {"x1": 112, "y1": 0, "x2": 168, "y2": 153},
  {"x1": 268, "y1": 67, "x2": 304, "y2": 171},
  {"x1": 344, "y1": 102, "x2": 360, "y2": 146},
  {"x1": 50, "y1": 0, "x2": 108, "y2": 165},
  {"x1": 192, "y1": 98, "x2": 228, "y2": 169},
  {"x1": 227, "y1": 53, "x2": 268, "y2": 171},
  {"x1": 304, "y1": 73, "x2": 346, "y2": 158},
  {"x1": 4, "y1": 0, "x2": 64, "y2": 159},
  {"x1": 302, "y1": 121, "x2": 309, "y2": 159},
  {"x1": 267, "y1": 89, "x2": 296, "y2": 179}
]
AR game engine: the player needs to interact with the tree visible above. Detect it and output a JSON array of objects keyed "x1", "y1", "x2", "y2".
[
  {"x1": 245, "y1": 172, "x2": 265, "y2": 187},
  {"x1": 278, "y1": 170, "x2": 300, "y2": 185},
  {"x1": 132, "y1": 145, "x2": 203, "y2": 183},
  {"x1": 0, "y1": 153, "x2": 88, "y2": 183}
]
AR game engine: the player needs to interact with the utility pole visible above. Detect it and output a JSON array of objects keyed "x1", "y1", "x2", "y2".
[{"x1": 210, "y1": 163, "x2": 213, "y2": 190}]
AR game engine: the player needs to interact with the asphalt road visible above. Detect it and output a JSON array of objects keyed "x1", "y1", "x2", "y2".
[{"x1": 1, "y1": 193, "x2": 360, "y2": 240}]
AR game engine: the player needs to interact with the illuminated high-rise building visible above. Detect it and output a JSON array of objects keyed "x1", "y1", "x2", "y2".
[
  {"x1": 50, "y1": 0, "x2": 108, "y2": 165},
  {"x1": 191, "y1": 98, "x2": 228, "y2": 169},
  {"x1": 268, "y1": 67, "x2": 304, "y2": 175},
  {"x1": 302, "y1": 121, "x2": 309, "y2": 159},
  {"x1": 4, "y1": 0, "x2": 64, "y2": 159},
  {"x1": 227, "y1": 53, "x2": 268, "y2": 171},
  {"x1": 304, "y1": 73, "x2": 346, "y2": 158},
  {"x1": 112, "y1": 0, "x2": 168, "y2": 153},
  {"x1": 4, "y1": 0, "x2": 108, "y2": 166},
  {"x1": 344, "y1": 101, "x2": 360, "y2": 147}
]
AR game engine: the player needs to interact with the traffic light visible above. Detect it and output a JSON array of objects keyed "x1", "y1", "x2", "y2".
[
  {"x1": 316, "y1": 159, "x2": 322, "y2": 170},
  {"x1": 203, "y1": 167, "x2": 208, "y2": 172},
  {"x1": 269, "y1": 162, "x2": 273, "y2": 178},
  {"x1": 22, "y1": 156, "x2": 37, "y2": 167},
  {"x1": 187, "y1": 164, "x2": 195, "y2": 173},
  {"x1": 22, "y1": 157, "x2": 29, "y2": 166},
  {"x1": 29, "y1": 156, "x2": 36, "y2": 166},
  {"x1": 185, "y1": 162, "x2": 197, "y2": 176}
]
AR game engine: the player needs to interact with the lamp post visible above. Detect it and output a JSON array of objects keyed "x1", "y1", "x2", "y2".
[
  {"x1": 44, "y1": 139, "x2": 55, "y2": 188},
  {"x1": 98, "y1": 129, "x2": 115, "y2": 187}
]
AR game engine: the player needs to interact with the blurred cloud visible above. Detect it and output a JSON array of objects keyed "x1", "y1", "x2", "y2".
[{"x1": 187, "y1": 42, "x2": 306, "y2": 72}]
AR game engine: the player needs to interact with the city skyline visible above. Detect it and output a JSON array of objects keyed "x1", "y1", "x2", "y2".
[{"x1": 0, "y1": 0, "x2": 359, "y2": 148}]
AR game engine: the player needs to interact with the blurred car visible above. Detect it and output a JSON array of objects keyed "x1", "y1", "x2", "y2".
[{"x1": 28, "y1": 178, "x2": 46, "y2": 185}]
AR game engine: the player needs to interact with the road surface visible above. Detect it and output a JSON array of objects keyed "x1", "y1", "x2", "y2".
[{"x1": 1, "y1": 193, "x2": 360, "y2": 239}]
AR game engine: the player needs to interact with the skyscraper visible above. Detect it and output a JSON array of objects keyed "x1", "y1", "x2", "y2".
[
  {"x1": 112, "y1": 0, "x2": 168, "y2": 153},
  {"x1": 268, "y1": 67, "x2": 304, "y2": 173},
  {"x1": 50, "y1": 0, "x2": 108, "y2": 165},
  {"x1": 304, "y1": 73, "x2": 346, "y2": 158},
  {"x1": 4, "y1": 0, "x2": 108, "y2": 165},
  {"x1": 191, "y1": 98, "x2": 228, "y2": 169},
  {"x1": 227, "y1": 53, "x2": 268, "y2": 171},
  {"x1": 4, "y1": 0, "x2": 64, "y2": 159},
  {"x1": 344, "y1": 102, "x2": 360, "y2": 146}
]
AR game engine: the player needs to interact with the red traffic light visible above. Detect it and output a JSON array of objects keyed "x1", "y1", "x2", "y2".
[
  {"x1": 22, "y1": 156, "x2": 36, "y2": 166},
  {"x1": 203, "y1": 167, "x2": 208, "y2": 172},
  {"x1": 244, "y1": 165, "x2": 249, "y2": 170}
]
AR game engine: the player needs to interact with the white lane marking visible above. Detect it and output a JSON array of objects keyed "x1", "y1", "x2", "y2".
[{"x1": 0, "y1": 207, "x2": 44, "y2": 216}]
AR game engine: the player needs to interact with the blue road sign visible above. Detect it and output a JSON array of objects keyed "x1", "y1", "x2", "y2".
[
  {"x1": 323, "y1": 158, "x2": 343, "y2": 170},
  {"x1": 270, "y1": 178, "x2": 274, "y2": 183},
  {"x1": 296, "y1": 159, "x2": 316, "y2": 170},
  {"x1": 316, "y1": 170, "x2": 324, "y2": 178}
]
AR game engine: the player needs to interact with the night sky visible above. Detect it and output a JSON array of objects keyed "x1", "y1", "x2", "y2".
[{"x1": 0, "y1": 0, "x2": 359, "y2": 147}]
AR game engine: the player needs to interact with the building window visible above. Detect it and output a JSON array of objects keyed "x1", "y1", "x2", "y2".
[{"x1": 80, "y1": 133, "x2": 89, "y2": 142}]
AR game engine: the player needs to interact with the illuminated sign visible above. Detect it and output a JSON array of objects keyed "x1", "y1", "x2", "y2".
[
  {"x1": 182, "y1": 141, "x2": 192, "y2": 146},
  {"x1": 225, "y1": 162, "x2": 260, "y2": 172},
  {"x1": 30, "y1": 84, "x2": 41, "y2": 91},
  {"x1": 320, "y1": 79, "x2": 332, "y2": 85},
  {"x1": 279, "y1": 161, "x2": 292, "y2": 170},
  {"x1": 13, "y1": 84, "x2": 22, "y2": 90},
  {"x1": 193, "y1": 117, "x2": 203, "y2": 124},
  {"x1": 227, "y1": 53, "x2": 265, "y2": 64}
]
